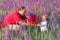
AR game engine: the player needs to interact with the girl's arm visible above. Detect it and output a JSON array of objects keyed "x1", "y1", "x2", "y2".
[{"x1": 37, "y1": 24, "x2": 44, "y2": 27}]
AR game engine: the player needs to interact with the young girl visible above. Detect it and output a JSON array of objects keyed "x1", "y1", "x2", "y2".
[{"x1": 37, "y1": 14, "x2": 48, "y2": 32}]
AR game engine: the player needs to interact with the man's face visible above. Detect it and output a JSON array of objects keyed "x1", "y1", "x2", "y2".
[{"x1": 19, "y1": 9, "x2": 26, "y2": 15}]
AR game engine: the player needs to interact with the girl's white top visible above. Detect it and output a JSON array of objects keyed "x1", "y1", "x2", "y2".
[{"x1": 40, "y1": 21, "x2": 48, "y2": 32}]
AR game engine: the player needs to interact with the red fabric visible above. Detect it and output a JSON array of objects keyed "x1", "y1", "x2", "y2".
[
  {"x1": 27, "y1": 15, "x2": 39, "y2": 26},
  {"x1": 2, "y1": 11, "x2": 26, "y2": 28}
]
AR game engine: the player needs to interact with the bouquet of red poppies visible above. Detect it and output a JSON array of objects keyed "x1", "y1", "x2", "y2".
[{"x1": 27, "y1": 12, "x2": 39, "y2": 26}]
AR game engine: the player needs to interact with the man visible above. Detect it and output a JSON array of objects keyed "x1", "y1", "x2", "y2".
[
  {"x1": 2, "y1": 6, "x2": 28, "y2": 29},
  {"x1": 2, "y1": 6, "x2": 29, "y2": 40}
]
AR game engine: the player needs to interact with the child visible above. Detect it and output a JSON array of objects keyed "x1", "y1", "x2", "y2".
[{"x1": 37, "y1": 14, "x2": 48, "y2": 32}]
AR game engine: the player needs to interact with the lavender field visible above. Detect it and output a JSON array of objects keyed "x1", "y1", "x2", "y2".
[{"x1": 0, "y1": 0, "x2": 60, "y2": 40}]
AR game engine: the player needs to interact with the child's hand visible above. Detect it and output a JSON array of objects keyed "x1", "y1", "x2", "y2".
[
  {"x1": 37, "y1": 24, "x2": 40, "y2": 27},
  {"x1": 37, "y1": 24, "x2": 44, "y2": 27}
]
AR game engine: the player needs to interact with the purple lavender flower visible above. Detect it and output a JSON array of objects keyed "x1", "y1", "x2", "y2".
[
  {"x1": 54, "y1": 29, "x2": 59, "y2": 38},
  {"x1": 19, "y1": 24, "x2": 26, "y2": 35},
  {"x1": 0, "y1": 3, "x2": 5, "y2": 9},
  {"x1": 53, "y1": 12, "x2": 59, "y2": 25},
  {"x1": 0, "y1": 15, "x2": 5, "y2": 26},
  {"x1": 4, "y1": 29, "x2": 11, "y2": 40},
  {"x1": 25, "y1": 34, "x2": 32, "y2": 40},
  {"x1": 27, "y1": 12, "x2": 36, "y2": 19}
]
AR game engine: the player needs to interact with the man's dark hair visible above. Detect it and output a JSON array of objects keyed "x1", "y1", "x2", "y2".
[
  {"x1": 18, "y1": 6, "x2": 26, "y2": 11},
  {"x1": 21, "y1": 6, "x2": 25, "y2": 9}
]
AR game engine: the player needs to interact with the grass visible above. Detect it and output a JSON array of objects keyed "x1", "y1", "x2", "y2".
[
  {"x1": 0, "y1": 25, "x2": 60, "y2": 40},
  {"x1": 0, "y1": 7, "x2": 60, "y2": 40}
]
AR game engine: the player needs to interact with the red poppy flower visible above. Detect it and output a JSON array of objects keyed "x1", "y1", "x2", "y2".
[{"x1": 27, "y1": 14, "x2": 39, "y2": 26}]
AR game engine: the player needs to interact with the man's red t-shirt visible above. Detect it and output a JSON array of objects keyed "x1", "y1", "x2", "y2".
[{"x1": 2, "y1": 11, "x2": 27, "y2": 28}]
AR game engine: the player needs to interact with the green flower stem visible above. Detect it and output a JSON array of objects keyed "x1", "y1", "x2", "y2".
[{"x1": 35, "y1": 25, "x2": 38, "y2": 40}]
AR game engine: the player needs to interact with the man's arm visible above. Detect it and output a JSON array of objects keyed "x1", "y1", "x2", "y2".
[{"x1": 19, "y1": 21, "x2": 29, "y2": 26}]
